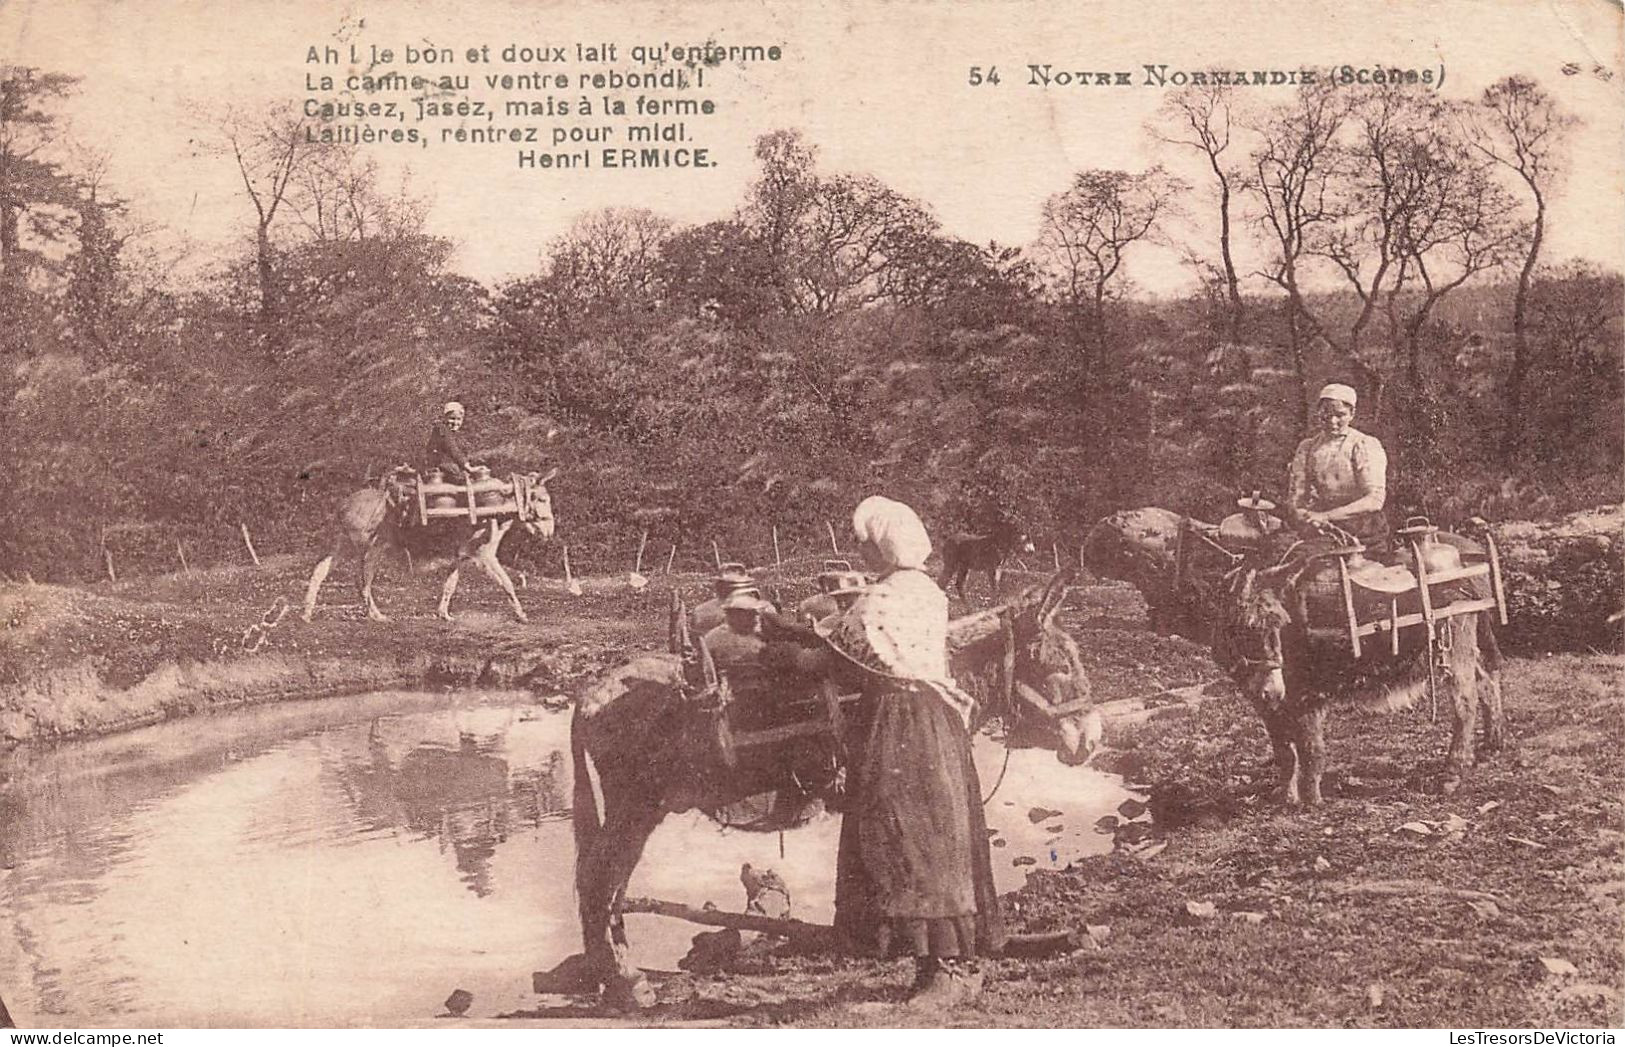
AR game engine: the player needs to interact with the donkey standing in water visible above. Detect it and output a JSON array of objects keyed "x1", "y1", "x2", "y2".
[
  {"x1": 563, "y1": 572, "x2": 1099, "y2": 1008},
  {"x1": 302, "y1": 468, "x2": 556, "y2": 623}
]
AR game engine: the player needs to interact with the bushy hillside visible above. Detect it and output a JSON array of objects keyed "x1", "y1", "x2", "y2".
[{"x1": 0, "y1": 77, "x2": 1618, "y2": 589}]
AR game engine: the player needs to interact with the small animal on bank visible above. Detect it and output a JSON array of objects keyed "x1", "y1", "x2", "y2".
[
  {"x1": 939, "y1": 517, "x2": 1036, "y2": 599},
  {"x1": 739, "y1": 863, "x2": 791, "y2": 919}
]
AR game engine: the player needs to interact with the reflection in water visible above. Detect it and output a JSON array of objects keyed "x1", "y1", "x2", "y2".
[
  {"x1": 0, "y1": 691, "x2": 1128, "y2": 1027},
  {"x1": 327, "y1": 724, "x2": 571, "y2": 899}
]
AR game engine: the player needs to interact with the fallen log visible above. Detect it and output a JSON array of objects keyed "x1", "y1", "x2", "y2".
[
  {"x1": 621, "y1": 895, "x2": 1088, "y2": 958},
  {"x1": 1324, "y1": 879, "x2": 1500, "y2": 903},
  {"x1": 622, "y1": 896, "x2": 834, "y2": 945},
  {"x1": 994, "y1": 928, "x2": 1091, "y2": 958}
]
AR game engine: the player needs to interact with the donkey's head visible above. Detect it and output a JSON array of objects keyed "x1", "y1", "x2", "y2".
[
  {"x1": 992, "y1": 516, "x2": 1037, "y2": 556},
  {"x1": 1210, "y1": 557, "x2": 1305, "y2": 706},
  {"x1": 993, "y1": 570, "x2": 1101, "y2": 766}
]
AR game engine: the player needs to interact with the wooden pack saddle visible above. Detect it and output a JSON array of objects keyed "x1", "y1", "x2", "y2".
[
  {"x1": 1181, "y1": 502, "x2": 1509, "y2": 658},
  {"x1": 384, "y1": 466, "x2": 538, "y2": 527}
]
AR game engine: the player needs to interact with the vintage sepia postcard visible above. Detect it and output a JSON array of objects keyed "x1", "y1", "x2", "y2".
[{"x1": 0, "y1": 0, "x2": 1620, "y2": 1033}]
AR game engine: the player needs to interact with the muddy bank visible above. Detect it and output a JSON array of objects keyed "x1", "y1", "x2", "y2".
[
  {"x1": 0, "y1": 565, "x2": 647, "y2": 748},
  {"x1": 0, "y1": 559, "x2": 1213, "y2": 751}
]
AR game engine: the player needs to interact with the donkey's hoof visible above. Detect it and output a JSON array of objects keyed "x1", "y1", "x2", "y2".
[
  {"x1": 604, "y1": 972, "x2": 656, "y2": 1010},
  {"x1": 531, "y1": 953, "x2": 599, "y2": 995}
]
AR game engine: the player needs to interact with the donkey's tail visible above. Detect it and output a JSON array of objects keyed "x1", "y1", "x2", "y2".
[{"x1": 570, "y1": 708, "x2": 604, "y2": 887}]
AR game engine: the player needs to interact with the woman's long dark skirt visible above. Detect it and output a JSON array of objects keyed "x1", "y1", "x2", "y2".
[{"x1": 833, "y1": 683, "x2": 1006, "y2": 958}]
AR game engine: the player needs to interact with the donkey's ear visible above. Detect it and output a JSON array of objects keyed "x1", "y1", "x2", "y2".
[
  {"x1": 1259, "y1": 560, "x2": 1309, "y2": 593},
  {"x1": 536, "y1": 467, "x2": 559, "y2": 485},
  {"x1": 699, "y1": 633, "x2": 720, "y2": 689}
]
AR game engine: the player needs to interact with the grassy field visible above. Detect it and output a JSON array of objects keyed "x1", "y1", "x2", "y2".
[{"x1": 0, "y1": 553, "x2": 1619, "y2": 1028}]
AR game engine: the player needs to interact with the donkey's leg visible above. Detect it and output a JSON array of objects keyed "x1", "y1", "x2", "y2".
[
  {"x1": 1251, "y1": 667, "x2": 1303, "y2": 803},
  {"x1": 473, "y1": 522, "x2": 527, "y2": 622},
  {"x1": 1478, "y1": 666, "x2": 1507, "y2": 757},
  {"x1": 473, "y1": 551, "x2": 527, "y2": 622},
  {"x1": 579, "y1": 800, "x2": 666, "y2": 1008},
  {"x1": 301, "y1": 544, "x2": 342, "y2": 623},
  {"x1": 1295, "y1": 703, "x2": 1329, "y2": 805},
  {"x1": 1248, "y1": 695, "x2": 1300, "y2": 804},
  {"x1": 437, "y1": 529, "x2": 487, "y2": 622},
  {"x1": 437, "y1": 562, "x2": 467, "y2": 622},
  {"x1": 1476, "y1": 615, "x2": 1508, "y2": 757},
  {"x1": 360, "y1": 542, "x2": 391, "y2": 622},
  {"x1": 1441, "y1": 619, "x2": 1481, "y2": 792}
]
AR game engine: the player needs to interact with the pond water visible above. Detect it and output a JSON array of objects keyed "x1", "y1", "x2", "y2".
[{"x1": 0, "y1": 690, "x2": 1131, "y2": 1027}]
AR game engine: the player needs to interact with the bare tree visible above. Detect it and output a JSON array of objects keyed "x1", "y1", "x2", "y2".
[
  {"x1": 1388, "y1": 116, "x2": 1521, "y2": 384},
  {"x1": 285, "y1": 143, "x2": 428, "y2": 247},
  {"x1": 544, "y1": 206, "x2": 673, "y2": 310},
  {"x1": 1247, "y1": 82, "x2": 1349, "y2": 427},
  {"x1": 218, "y1": 103, "x2": 309, "y2": 342},
  {"x1": 739, "y1": 129, "x2": 945, "y2": 314},
  {"x1": 1475, "y1": 75, "x2": 1575, "y2": 457},
  {"x1": 1155, "y1": 83, "x2": 1247, "y2": 340},
  {"x1": 792, "y1": 173, "x2": 940, "y2": 313},
  {"x1": 1315, "y1": 87, "x2": 1518, "y2": 416},
  {"x1": 1037, "y1": 166, "x2": 1181, "y2": 366},
  {"x1": 741, "y1": 129, "x2": 818, "y2": 312}
]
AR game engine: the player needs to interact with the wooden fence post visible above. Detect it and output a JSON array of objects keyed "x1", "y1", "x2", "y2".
[
  {"x1": 100, "y1": 526, "x2": 117, "y2": 583},
  {"x1": 240, "y1": 522, "x2": 262, "y2": 567}
]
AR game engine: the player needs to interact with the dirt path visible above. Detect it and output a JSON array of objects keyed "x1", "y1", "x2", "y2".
[{"x1": 1, "y1": 559, "x2": 1619, "y2": 1027}]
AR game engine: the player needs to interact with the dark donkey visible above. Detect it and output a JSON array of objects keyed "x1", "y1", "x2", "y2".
[
  {"x1": 1085, "y1": 508, "x2": 1506, "y2": 803},
  {"x1": 939, "y1": 517, "x2": 1036, "y2": 599},
  {"x1": 564, "y1": 573, "x2": 1098, "y2": 1008},
  {"x1": 1209, "y1": 551, "x2": 1505, "y2": 803}
]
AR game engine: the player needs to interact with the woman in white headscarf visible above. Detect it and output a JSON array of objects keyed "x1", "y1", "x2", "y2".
[{"x1": 785, "y1": 495, "x2": 1003, "y2": 1005}]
